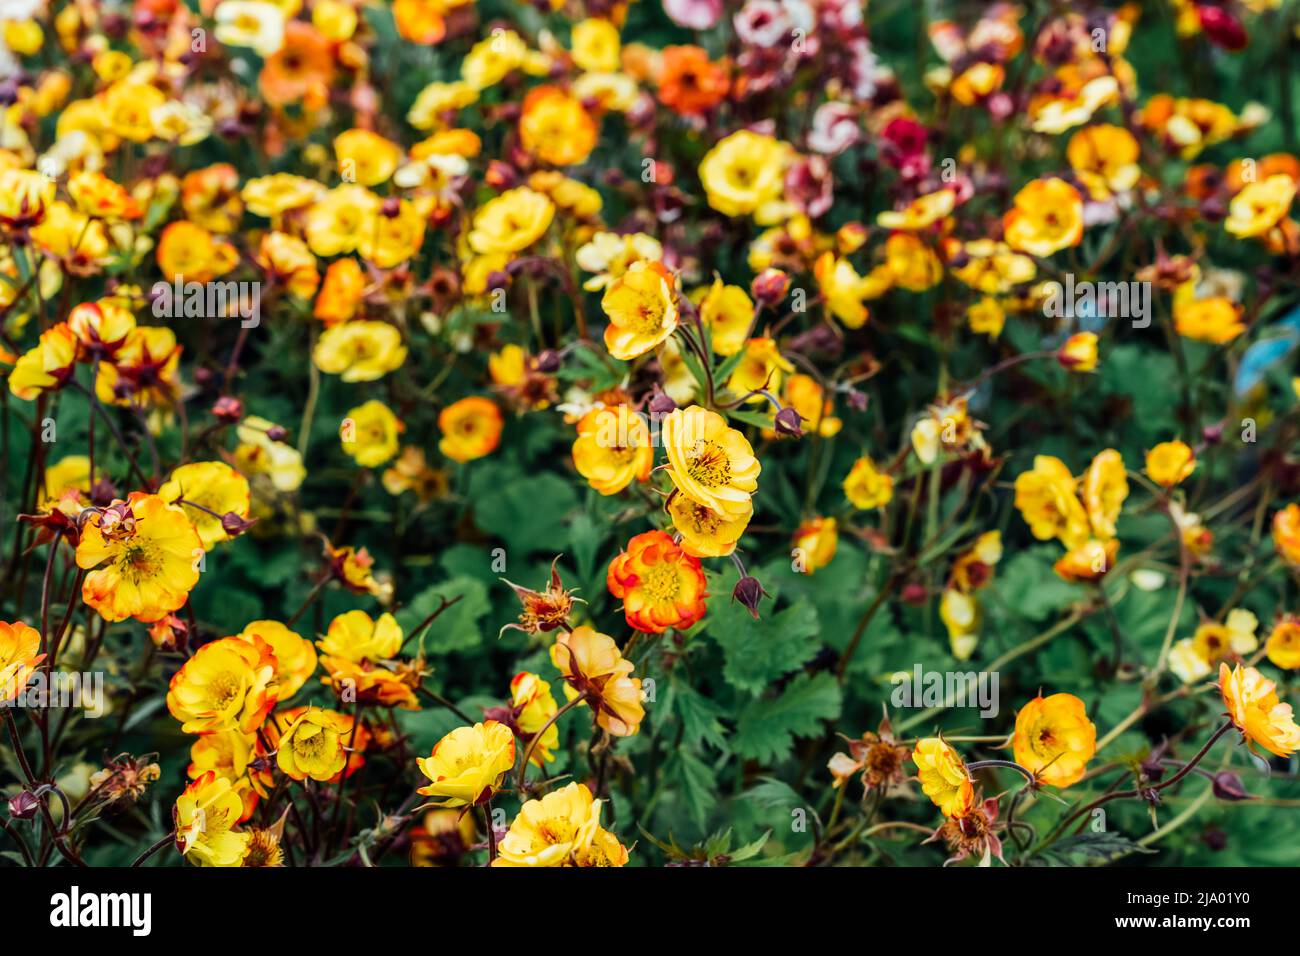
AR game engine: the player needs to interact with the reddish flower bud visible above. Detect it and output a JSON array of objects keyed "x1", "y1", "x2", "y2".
[{"x1": 731, "y1": 575, "x2": 769, "y2": 620}]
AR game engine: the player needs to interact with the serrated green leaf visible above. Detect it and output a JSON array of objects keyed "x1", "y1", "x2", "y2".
[
  {"x1": 708, "y1": 595, "x2": 821, "y2": 694},
  {"x1": 732, "y1": 673, "x2": 842, "y2": 763},
  {"x1": 396, "y1": 576, "x2": 490, "y2": 654}
]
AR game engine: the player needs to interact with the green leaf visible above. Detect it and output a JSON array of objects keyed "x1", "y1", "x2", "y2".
[
  {"x1": 396, "y1": 576, "x2": 490, "y2": 654},
  {"x1": 708, "y1": 592, "x2": 821, "y2": 695},
  {"x1": 468, "y1": 468, "x2": 579, "y2": 554},
  {"x1": 1032, "y1": 832, "x2": 1157, "y2": 867},
  {"x1": 663, "y1": 749, "x2": 718, "y2": 832},
  {"x1": 732, "y1": 673, "x2": 842, "y2": 764},
  {"x1": 670, "y1": 680, "x2": 729, "y2": 751},
  {"x1": 990, "y1": 547, "x2": 1087, "y2": 623}
]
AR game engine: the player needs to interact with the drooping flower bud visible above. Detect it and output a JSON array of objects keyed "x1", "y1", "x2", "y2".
[{"x1": 731, "y1": 575, "x2": 769, "y2": 620}]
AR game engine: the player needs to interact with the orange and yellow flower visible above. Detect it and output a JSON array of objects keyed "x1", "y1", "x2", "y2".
[
  {"x1": 416, "y1": 720, "x2": 516, "y2": 807},
  {"x1": 607, "y1": 529, "x2": 708, "y2": 633},
  {"x1": 1012, "y1": 692, "x2": 1096, "y2": 788}
]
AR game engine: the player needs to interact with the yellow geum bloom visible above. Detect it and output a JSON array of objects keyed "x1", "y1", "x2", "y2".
[
  {"x1": 695, "y1": 277, "x2": 754, "y2": 356},
  {"x1": 844, "y1": 456, "x2": 894, "y2": 510},
  {"x1": 494, "y1": 782, "x2": 628, "y2": 867},
  {"x1": 550, "y1": 626, "x2": 644, "y2": 736},
  {"x1": 661, "y1": 405, "x2": 760, "y2": 519},
  {"x1": 884, "y1": 233, "x2": 943, "y2": 292},
  {"x1": 1002, "y1": 177, "x2": 1084, "y2": 258},
  {"x1": 460, "y1": 29, "x2": 528, "y2": 90},
  {"x1": 1265, "y1": 618, "x2": 1300, "y2": 670},
  {"x1": 813, "y1": 252, "x2": 885, "y2": 330},
  {"x1": 8, "y1": 323, "x2": 77, "y2": 400},
  {"x1": 667, "y1": 491, "x2": 752, "y2": 559},
  {"x1": 576, "y1": 231, "x2": 663, "y2": 291},
  {"x1": 158, "y1": 461, "x2": 252, "y2": 551},
  {"x1": 76, "y1": 494, "x2": 204, "y2": 623},
  {"x1": 939, "y1": 587, "x2": 981, "y2": 660},
  {"x1": 876, "y1": 188, "x2": 956, "y2": 230},
  {"x1": 793, "y1": 517, "x2": 838, "y2": 573},
  {"x1": 174, "y1": 771, "x2": 252, "y2": 867},
  {"x1": 305, "y1": 184, "x2": 381, "y2": 257},
  {"x1": 1145, "y1": 440, "x2": 1196, "y2": 488},
  {"x1": 510, "y1": 672, "x2": 560, "y2": 766},
  {"x1": 1012, "y1": 692, "x2": 1097, "y2": 788},
  {"x1": 407, "y1": 80, "x2": 479, "y2": 130},
  {"x1": 0, "y1": 621, "x2": 44, "y2": 704},
  {"x1": 912, "y1": 737, "x2": 975, "y2": 818},
  {"x1": 600, "y1": 260, "x2": 679, "y2": 360},
  {"x1": 358, "y1": 197, "x2": 426, "y2": 268},
  {"x1": 318, "y1": 610, "x2": 404, "y2": 664},
  {"x1": 334, "y1": 128, "x2": 402, "y2": 186},
  {"x1": 1081, "y1": 448, "x2": 1128, "y2": 540},
  {"x1": 1067, "y1": 124, "x2": 1141, "y2": 199},
  {"x1": 275, "y1": 708, "x2": 352, "y2": 781},
  {"x1": 519, "y1": 86, "x2": 596, "y2": 167},
  {"x1": 166, "y1": 635, "x2": 279, "y2": 736},
  {"x1": 341, "y1": 399, "x2": 404, "y2": 468},
  {"x1": 241, "y1": 172, "x2": 323, "y2": 219},
  {"x1": 237, "y1": 620, "x2": 317, "y2": 699},
  {"x1": 571, "y1": 18, "x2": 621, "y2": 72},
  {"x1": 416, "y1": 720, "x2": 517, "y2": 807},
  {"x1": 1225, "y1": 174, "x2": 1296, "y2": 238},
  {"x1": 467, "y1": 187, "x2": 554, "y2": 256},
  {"x1": 1220, "y1": 663, "x2": 1300, "y2": 758},
  {"x1": 699, "y1": 129, "x2": 789, "y2": 218},
  {"x1": 727, "y1": 336, "x2": 793, "y2": 402},
  {"x1": 1013, "y1": 456, "x2": 1090, "y2": 550},
  {"x1": 312, "y1": 320, "x2": 408, "y2": 382},
  {"x1": 571, "y1": 405, "x2": 654, "y2": 495},
  {"x1": 234, "y1": 416, "x2": 306, "y2": 493}
]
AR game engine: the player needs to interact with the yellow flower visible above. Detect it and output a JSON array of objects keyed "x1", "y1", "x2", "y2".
[
  {"x1": 407, "y1": 80, "x2": 478, "y2": 130},
  {"x1": 358, "y1": 198, "x2": 426, "y2": 268},
  {"x1": 844, "y1": 456, "x2": 894, "y2": 510},
  {"x1": 1172, "y1": 283, "x2": 1245, "y2": 344},
  {"x1": 572, "y1": 405, "x2": 653, "y2": 495},
  {"x1": 1014, "y1": 456, "x2": 1090, "y2": 549},
  {"x1": 571, "y1": 18, "x2": 621, "y2": 72},
  {"x1": 240, "y1": 173, "x2": 322, "y2": 219},
  {"x1": 334, "y1": 128, "x2": 402, "y2": 186},
  {"x1": 793, "y1": 517, "x2": 838, "y2": 573},
  {"x1": 166, "y1": 635, "x2": 279, "y2": 735},
  {"x1": 667, "y1": 491, "x2": 752, "y2": 558},
  {"x1": 237, "y1": 620, "x2": 317, "y2": 699},
  {"x1": 1003, "y1": 177, "x2": 1084, "y2": 258},
  {"x1": 511, "y1": 672, "x2": 560, "y2": 766},
  {"x1": 1053, "y1": 538, "x2": 1119, "y2": 582},
  {"x1": 912, "y1": 737, "x2": 975, "y2": 818},
  {"x1": 966, "y1": 297, "x2": 1005, "y2": 338},
  {"x1": 214, "y1": 1, "x2": 287, "y2": 57},
  {"x1": 1275, "y1": 503, "x2": 1300, "y2": 566},
  {"x1": 158, "y1": 461, "x2": 252, "y2": 550},
  {"x1": 461, "y1": 29, "x2": 528, "y2": 90},
  {"x1": 550, "y1": 626, "x2": 644, "y2": 736},
  {"x1": 317, "y1": 610, "x2": 404, "y2": 664},
  {"x1": 1265, "y1": 618, "x2": 1300, "y2": 670},
  {"x1": 1057, "y1": 331, "x2": 1098, "y2": 372},
  {"x1": 494, "y1": 782, "x2": 627, "y2": 867},
  {"x1": 312, "y1": 320, "x2": 408, "y2": 382},
  {"x1": 9, "y1": 323, "x2": 77, "y2": 400},
  {"x1": 695, "y1": 277, "x2": 754, "y2": 355},
  {"x1": 234, "y1": 416, "x2": 306, "y2": 493},
  {"x1": 952, "y1": 240, "x2": 1036, "y2": 294},
  {"x1": 40, "y1": 455, "x2": 91, "y2": 509},
  {"x1": 699, "y1": 130, "x2": 788, "y2": 218},
  {"x1": 601, "y1": 260, "x2": 679, "y2": 360},
  {"x1": 76, "y1": 494, "x2": 203, "y2": 623},
  {"x1": 341, "y1": 399, "x2": 404, "y2": 468},
  {"x1": 438, "y1": 396, "x2": 503, "y2": 463},
  {"x1": 0, "y1": 621, "x2": 44, "y2": 704},
  {"x1": 467, "y1": 187, "x2": 554, "y2": 256},
  {"x1": 103, "y1": 81, "x2": 167, "y2": 143},
  {"x1": 661, "y1": 405, "x2": 760, "y2": 518},
  {"x1": 276, "y1": 708, "x2": 351, "y2": 781},
  {"x1": 939, "y1": 588, "x2": 981, "y2": 660},
  {"x1": 416, "y1": 720, "x2": 516, "y2": 807},
  {"x1": 812, "y1": 252, "x2": 884, "y2": 329},
  {"x1": 1225, "y1": 174, "x2": 1296, "y2": 238},
  {"x1": 728, "y1": 337, "x2": 792, "y2": 401},
  {"x1": 1067, "y1": 124, "x2": 1141, "y2": 199},
  {"x1": 305, "y1": 185, "x2": 381, "y2": 257},
  {"x1": 781, "y1": 373, "x2": 840, "y2": 437},
  {"x1": 174, "y1": 771, "x2": 251, "y2": 867},
  {"x1": 1145, "y1": 440, "x2": 1196, "y2": 488},
  {"x1": 1220, "y1": 663, "x2": 1300, "y2": 758},
  {"x1": 520, "y1": 86, "x2": 596, "y2": 166},
  {"x1": 884, "y1": 233, "x2": 943, "y2": 292},
  {"x1": 876, "y1": 188, "x2": 956, "y2": 230},
  {"x1": 576, "y1": 231, "x2": 663, "y2": 291},
  {"x1": 1012, "y1": 692, "x2": 1096, "y2": 788},
  {"x1": 1081, "y1": 448, "x2": 1128, "y2": 540}
]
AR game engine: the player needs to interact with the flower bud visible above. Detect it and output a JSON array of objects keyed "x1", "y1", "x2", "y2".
[
  {"x1": 751, "y1": 269, "x2": 791, "y2": 307},
  {"x1": 774, "y1": 406, "x2": 804, "y2": 439},
  {"x1": 731, "y1": 575, "x2": 769, "y2": 620},
  {"x1": 534, "y1": 349, "x2": 562, "y2": 373},
  {"x1": 1212, "y1": 771, "x2": 1251, "y2": 801},
  {"x1": 7, "y1": 790, "x2": 39, "y2": 821},
  {"x1": 648, "y1": 389, "x2": 676, "y2": 416},
  {"x1": 212, "y1": 395, "x2": 244, "y2": 423},
  {"x1": 264, "y1": 425, "x2": 289, "y2": 443},
  {"x1": 220, "y1": 512, "x2": 257, "y2": 537}
]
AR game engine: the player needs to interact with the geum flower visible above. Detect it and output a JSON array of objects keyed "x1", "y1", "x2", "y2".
[
  {"x1": 75, "y1": 494, "x2": 203, "y2": 623},
  {"x1": 550, "y1": 626, "x2": 644, "y2": 737},
  {"x1": 174, "y1": 771, "x2": 252, "y2": 867},
  {"x1": 416, "y1": 720, "x2": 516, "y2": 808},
  {"x1": 607, "y1": 530, "x2": 708, "y2": 633},
  {"x1": 601, "y1": 260, "x2": 680, "y2": 360},
  {"x1": 166, "y1": 636, "x2": 280, "y2": 736},
  {"x1": 913, "y1": 737, "x2": 976, "y2": 819},
  {"x1": 493, "y1": 782, "x2": 628, "y2": 867},
  {"x1": 500, "y1": 558, "x2": 582, "y2": 638},
  {"x1": 1012, "y1": 693, "x2": 1097, "y2": 788},
  {"x1": 275, "y1": 708, "x2": 352, "y2": 782},
  {"x1": 0, "y1": 621, "x2": 44, "y2": 704},
  {"x1": 661, "y1": 405, "x2": 760, "y2": 519},
  {"x1": 1219, "y1": 663, "x2": 1300, "y2": 758}
]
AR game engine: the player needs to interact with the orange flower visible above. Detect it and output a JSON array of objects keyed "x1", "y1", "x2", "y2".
[
  {"x1": 657, "y1": 45, "x2": 729, "y2": 116},
  {"x1": 607, "y1": 530, "x2": 708, "y2": 633},
  {"x1": 156, "y1": 221, "x2": 238, "y2": 283},
  {"x1": 1012, "y1": 693, "x2": 1096, "y2": 788},
  {"x1": 1219, "y1": 663, "x2": 1300, "y2": 758},
  {"x1": 1003, "y1": 177, "x2": 1084, "y2": 257},
  {"x1": 793, "y1": 516, "x2": 838, "y2": 573},
  {"x1": 259, "y1": 20, "x2": 335, "y2": 108},
  {"x1": 314, "y1": 258, "x2": 366, "y2": 325},
  {"x1": 438, "y1": 396, "x2": 503, "y2": 463},
  {"x1": 519, "y1": 86, "x2": 597, "y2": 167},
  {"x1": 1273, "y1": 503, "x2": 1300, "y2": 567}
]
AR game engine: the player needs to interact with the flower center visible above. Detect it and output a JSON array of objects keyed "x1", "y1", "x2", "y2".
[{"x1": 685, "y1": 440, "x2": 731, "y2": 488}]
